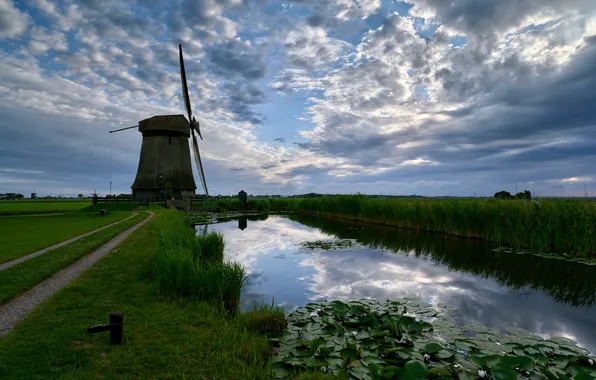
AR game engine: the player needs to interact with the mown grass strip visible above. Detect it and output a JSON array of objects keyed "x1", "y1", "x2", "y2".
[
  {"x1": 0, "y1": 213, "x2": 148, "y2": 305},
  {"x1": 0, "y1": 210, "x2": 135, "y2": 264}
]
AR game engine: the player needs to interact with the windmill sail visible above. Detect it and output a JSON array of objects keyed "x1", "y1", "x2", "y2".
[
  {"x1": 179, "y1": 43, "x2": 208, "y2": 196},
  {"x1": 191, "y1": 130, "x2": 208, "y2": 196}
]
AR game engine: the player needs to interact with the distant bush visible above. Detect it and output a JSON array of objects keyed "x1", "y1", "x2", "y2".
[{"x1": 494, "y1": 191, "x2": 512, "y2": 199}]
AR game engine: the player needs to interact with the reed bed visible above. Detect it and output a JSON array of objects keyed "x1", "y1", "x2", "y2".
[
  {"x1": 152, "y1": 209, "x2": 247, "y2": 312},
  {"x1": 276, "y1": 195, "x2": 596, "y2": 257}
]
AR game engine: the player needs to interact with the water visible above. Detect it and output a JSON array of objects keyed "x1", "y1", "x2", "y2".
[{"x1": 198, "y1": 214, "x2": 596, "y2": 353}]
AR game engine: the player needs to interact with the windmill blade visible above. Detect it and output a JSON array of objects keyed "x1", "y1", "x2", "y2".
[
  {"x1": 179, "y1": 44, "x2": 193, "y2": 123},
  {"x1": 190, "y1": 128, "x2": 209, "y2": 196}
]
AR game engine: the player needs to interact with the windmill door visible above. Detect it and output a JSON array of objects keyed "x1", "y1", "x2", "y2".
[{"x1": 165, "y1": 187, "x2": 173, "y2": 200}]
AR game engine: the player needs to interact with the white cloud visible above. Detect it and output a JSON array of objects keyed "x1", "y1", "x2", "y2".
[{"x1": 0, "y1": 0, "x2": 29, "y2": 38}]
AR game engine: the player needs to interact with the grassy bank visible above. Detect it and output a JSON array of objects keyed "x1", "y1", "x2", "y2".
[
  {"x1": 0, "y1": 200, "x2": 88, "y2": 215},
  {"x1": 0, "y1": 212, "x2": 148, "y2": 305},
  {"x1": 0, "y1": 207, "x2": 311, "y2": 379},
  {"x1": 0, "y1": 207, "x2": 136, "y2": 264},
  {"x1": 274, "y1": 195, "x2": 596, "y2": 258},
  {"x1": 152, "y1": 210, "x2": 247, "y2": 313}
]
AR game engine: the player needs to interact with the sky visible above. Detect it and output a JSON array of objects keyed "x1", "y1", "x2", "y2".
[{"x1": 1, "y1": 0, "x2": 595, "y2": 197}]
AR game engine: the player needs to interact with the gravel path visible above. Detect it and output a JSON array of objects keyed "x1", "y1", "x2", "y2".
[
  {"x1": 0, "y1": 212, "x2": 154, "y2": 337},
  {"x1": 0, "y1": 213, "x2": 138, "y2": 271}
]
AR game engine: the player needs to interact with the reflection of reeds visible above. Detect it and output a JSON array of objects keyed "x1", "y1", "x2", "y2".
[
  {"x1": 152, "y1": 210, "x2": 246, "y2": 313},
  {"x1": 290, "y1": 214, "x2": 596, "y2": 307},
  {"x1": 277, "y1": 195, "x2": 596, "y2": 257}
]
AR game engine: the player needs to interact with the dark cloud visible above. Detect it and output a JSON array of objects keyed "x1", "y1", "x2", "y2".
[
  {"x1": 410, "y1": 0, "x2": 594, "y2": 34},
  {"x1": 273, "y1": 138, "x2": 285, "y2": 142},
  {"x1": 230, "y1": 167, "x2": 245, "y2": 171},
  {"x1": 207, "y1": 39, "x2": 266, "y2": 80},
  {"x1": 223, "y1": 81, "x2": 267, "y2": 124}
]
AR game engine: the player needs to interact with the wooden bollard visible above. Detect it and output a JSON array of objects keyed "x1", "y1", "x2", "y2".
[{"x1": 87, "y1": 312, "x2": 124, "y2": 345}]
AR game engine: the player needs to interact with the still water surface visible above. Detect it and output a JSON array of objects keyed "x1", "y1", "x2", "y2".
[{"x1": 198, "y1": 214, "x2": 596, "y2": 353}]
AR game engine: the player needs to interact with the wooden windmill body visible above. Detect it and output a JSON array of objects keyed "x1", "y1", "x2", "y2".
[{"x1": 110, "y1": 45, "x2": 208, "y2": 202}]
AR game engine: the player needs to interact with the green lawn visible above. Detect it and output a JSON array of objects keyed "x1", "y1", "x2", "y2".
[
  {"x1": 0, "y1": 210, "x2": 134, "y2": 264},
  {"x1": 0, "y1": 200, "x2": 89, "y2": 215},
  {"x1": 0, "y1": 212, "x2": 148, "y2": 305},
  {"x1": 0, "y1": 209, "x2": 275, "y2": 379}
]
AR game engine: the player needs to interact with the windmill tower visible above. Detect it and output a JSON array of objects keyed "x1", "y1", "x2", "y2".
[{"x1": 109, "y1": 44, "x2": 208, "y2": 202}]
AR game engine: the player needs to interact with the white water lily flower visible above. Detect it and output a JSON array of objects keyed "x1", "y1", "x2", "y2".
[
  {"x1": 352, "y1": 331, "x2": 358, "y2": 336},
  {"x1": 423, "y1": 354, "x2": 430, "y2": 363},
  {"x1": 309, "y1": 310, "x2": 319, "y2": 317},
  {"x1": 453, "y1": 364, "x2": 461, "y2": 370},
  {"x1": 589, "y1": 358, "x2": 594, "y2": 366},
  {"x1": 495, "y1": 342, "x2": 501, "y2": 345},
  {"x1": 415, "y1": 318, "x2": 420, "y2": 322},
  {"x1": 478, "y1": 370, "x2": 486, "y2": 378},
  {"x1": 344, "y1": 332, "x2": 350, "y2": 338}
]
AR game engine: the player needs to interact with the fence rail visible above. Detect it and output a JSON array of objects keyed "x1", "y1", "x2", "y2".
[{"x1": 92, "y1": 196, "x2": 222, "y2": 207}]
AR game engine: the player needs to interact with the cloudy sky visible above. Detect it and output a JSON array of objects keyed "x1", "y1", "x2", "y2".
[{"x1": 1, "y1": 0, "x2": 595, "y2": 197}]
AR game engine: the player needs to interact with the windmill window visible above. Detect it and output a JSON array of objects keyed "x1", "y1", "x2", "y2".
[{"x1": 169, "y1": 136, "x2": 172, "y2": 144}]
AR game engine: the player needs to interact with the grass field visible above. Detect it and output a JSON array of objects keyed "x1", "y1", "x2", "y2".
[
  {"x1": 0, "y1": 212, "x2": 148, "y2": 305},
  {"x1": 0, "y1": 200, "x2": 89, "y2": 215},
  {"x1": 0, "y1": 208, "x2": 135, "y2": 264}
]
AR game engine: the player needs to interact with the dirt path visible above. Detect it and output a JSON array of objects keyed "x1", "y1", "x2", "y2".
[
  {"x1": 0, "y1": 212, "x2": 154, "y2": 337},
  {"x1": 0, "y1": 213, "x2": 138, "y2": 271}
]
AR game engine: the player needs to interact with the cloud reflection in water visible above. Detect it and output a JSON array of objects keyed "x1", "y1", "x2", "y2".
[{"x1": 202, "y1": 215, "x2": 596, "y2": 353}]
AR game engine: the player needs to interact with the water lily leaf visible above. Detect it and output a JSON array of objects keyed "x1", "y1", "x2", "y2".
[
  {"x1": 361, "y1": 355, "x2": 387, "y2": 367},
  {"x1": 513, "y1": 346, "x2": 527, "y2": 356},
  {"x1": 468, "y1": 356, "x2": 487, "y2": 368},
  {"x1": 328, "y1": 356, "x2": 343, "y2": 369},
  {"x1": 349, "y1": 367, "x2": 372, "y2": 380},
  {"x1": 552, "y1": 356, "x2": 570, "y2": 369},
  {"x1": 454, "y1": 339, "x2": 479, "y2": 352},
  {"x1": 506, "y1": 327, "x2": 532, "y2": 337},
  {"x1": 435, "y1": 349, "x2": 456, "y2": 360},
  {"x1": 491, "y1": 363, "x2": 518, "y2": 380},
  {"x1": 427, "y1": 366, "x2": 452, "y2": 378},
  {"x1": 457, "y1": 370, "x2": 478, "y2": 380},
  {"x1": 341, "y1": 347, "x2": 361, "y2": 362},
  {"x1": 528, "y1": 372, "x2": 549, "y2": 380},
  {"x1": 548, "y1": 337, "x2": 577, "y2": 346},
  {"x1": 465, "y1": 324, "x2": 490, "y2": 333},
  {"x1": 501, "y1": 343, "x2": 521, "y2": 354},
  {"x1": 483, "y1": 355, "x2": 503, "y2": 368},
  {"x1": 423, "y1": 343, "x2": 442, "y2": 354},
  {"x1": 437, "y1": 303, "x2": 458, "y2": 311},
  {"x1": 402, "y1": 360, "x2": 428, "y2": 380},
  {"x1": 283, "y1": 357, "x2": 305, "y2": 366},
  {"x1": 574, "y1": 371, "x2": 595, "y2": 380},
  {"x1": 525, "y1": 346, "x2": 540, "y2": 355},
  {"x1": 500, "y1": 355, "x2": 534, "y2": 371}
]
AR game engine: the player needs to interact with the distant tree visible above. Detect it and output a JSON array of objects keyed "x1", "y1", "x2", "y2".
[
  {"x1": 514, "y1": 190, "x2": 532, "y2": 200},
  {"x1": 494, "y1": 191, "x2": 512, "y2": 200},
  {"x1": 77, "y1": 194, "x2": 84, "y2": 199}
]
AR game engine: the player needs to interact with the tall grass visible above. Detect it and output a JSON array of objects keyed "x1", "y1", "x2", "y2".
[
  {"x1": 276, "y1": 195, "x2": 596, "y2": 257},
  {"x1": 152, "y1": 209, "x2": 247, "y2": 312}
]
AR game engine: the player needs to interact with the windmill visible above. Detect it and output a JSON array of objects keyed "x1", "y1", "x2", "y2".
[{"x1": 109, "y1": 44, "x2": 208, "y2": 201}]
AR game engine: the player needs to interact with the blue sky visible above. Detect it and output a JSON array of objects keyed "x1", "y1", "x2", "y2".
[{"x1": 1, "y1": 0, "x2": 596, "y2": 197}]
